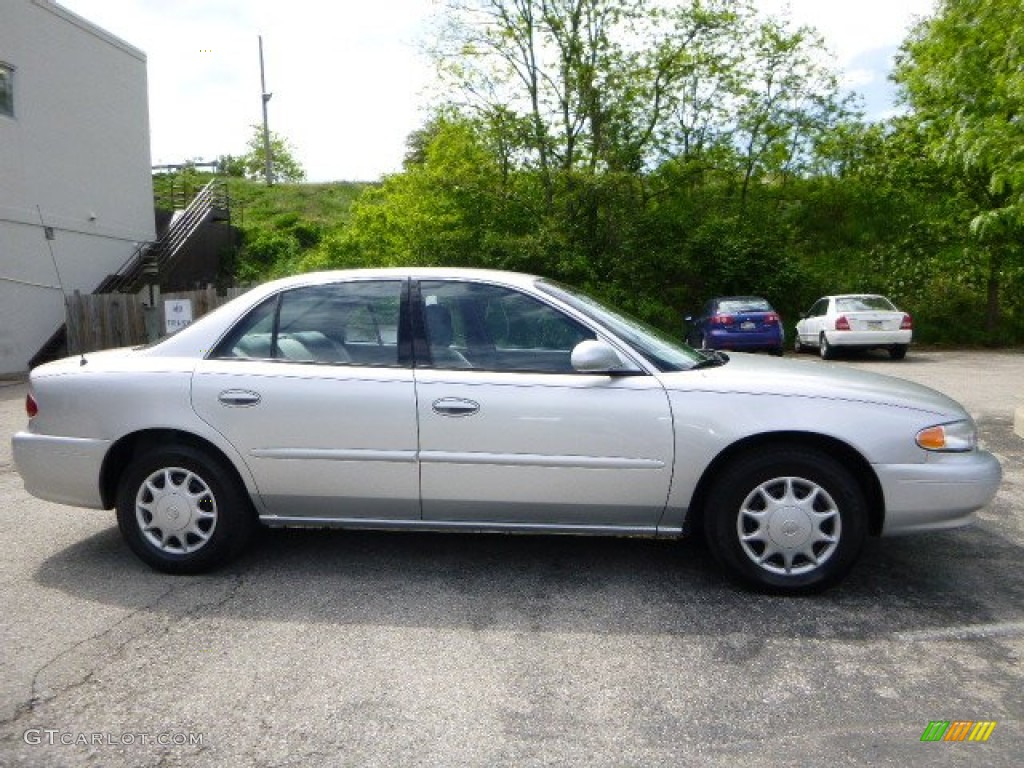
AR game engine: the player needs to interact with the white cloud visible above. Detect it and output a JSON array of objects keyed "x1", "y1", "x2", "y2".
[
  {"x1": 844, "y1": 68, "x2": 878, "y2": 89},
  {"x1": 58, "y1": 0, "x2": 437, "y2": 181},
  {"x1": 753, "y1": 0, "x2": 937, "y2": 65}
]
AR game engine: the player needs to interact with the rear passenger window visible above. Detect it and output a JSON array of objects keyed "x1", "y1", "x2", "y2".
[{"x1": 212, "y1": 281, "x2": 404, "y2": 366}]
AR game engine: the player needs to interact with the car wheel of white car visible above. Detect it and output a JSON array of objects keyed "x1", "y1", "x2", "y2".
[
  {"x1": 116, "y1": 445, "x2": 255, "y2": 574},
  {"x1": 819, "y1": 333, "x2": 834, "y2": 360},
  {"x1": 793, "y1": 335, "x2": 804, "y2": 353},
  {"x1": 890, "y1": 345, "x2": 908, "y2": 360},
  {"x1": 704, "y1": 448, "x2": 867, "y2": 593}
]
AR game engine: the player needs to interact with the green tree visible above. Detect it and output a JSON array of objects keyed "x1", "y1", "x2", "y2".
[
  {"x1": 220, "y1": 125, "x2": 306, "y2": 184},
  {"x1": 893, "y1": 0, "x2": 1024, "y2": 334},
  {"x1": 730, "y1": 17, "x2": 858, "y2": 208}
]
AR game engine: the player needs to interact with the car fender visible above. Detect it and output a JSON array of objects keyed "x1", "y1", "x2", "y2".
[
  {"x1": 26, "y1": 358, "x2": 266, "y2": 511},
  {"x1": 658, "y1": 386, "x2": 951, "y2": 532}
]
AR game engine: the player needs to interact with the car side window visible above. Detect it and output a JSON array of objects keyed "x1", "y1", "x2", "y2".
[
  {"x1": 811, "y1": 299, "x2": 828, "y2": 317},
  {"x1": 212, "y1": 281, "x2": 404, "y2": 366},
  {"x1": 418, "y1": 281, "x2": 595, "y2": 373},
  {"x1": 210, "y1": 295, "x2": 277, "y2": 359}
]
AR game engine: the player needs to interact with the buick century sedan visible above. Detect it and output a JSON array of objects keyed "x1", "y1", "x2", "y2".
[{"x1": 13, "y1": 269, "x2": 1001, "y2": 593}]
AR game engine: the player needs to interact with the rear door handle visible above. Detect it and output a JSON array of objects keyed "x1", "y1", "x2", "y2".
[
  {"x1": 218, "y1": 389, "x2": 262, "y2": 407},
  {"x1": 432, "y1": 398, "x2": 480, "y2": 417}
]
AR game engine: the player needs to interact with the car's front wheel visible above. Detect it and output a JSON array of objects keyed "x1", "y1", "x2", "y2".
[
  {"x1": 116, "y1": 445, "x2": 255, "y2": 574},
  {"x1": 704, "y1": 448, "x2": 868, "y2": 593}
]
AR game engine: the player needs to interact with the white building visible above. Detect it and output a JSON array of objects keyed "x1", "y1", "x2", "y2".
[{"x1": 0, "y1": 0, "x2": 155, "y2": 375}]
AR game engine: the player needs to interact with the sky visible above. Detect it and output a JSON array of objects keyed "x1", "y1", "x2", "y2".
[{"x1": 57, "y1": 0, "x2": 937, "y2": 183}]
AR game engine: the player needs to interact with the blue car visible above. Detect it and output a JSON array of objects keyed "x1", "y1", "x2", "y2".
[{"x1": 686, "y1": 296, "x2": 784, "y2": 356}]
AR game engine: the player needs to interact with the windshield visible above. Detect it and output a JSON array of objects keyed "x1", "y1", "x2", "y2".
[{"x1": 537, "y1": 279, "x2": 705, "y2": 372}]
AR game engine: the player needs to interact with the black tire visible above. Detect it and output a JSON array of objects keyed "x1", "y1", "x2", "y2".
[
  {"x1": 771, "y1": 346, "x2": 784, "y2": 357},
  {"x1": 116, "y1": 444, "x2": 255, "y2": 574},
  {"x1": 890, "y1": 345, "x2": 908, "y2": 360},
  {"x1": 703, "y1": 447, "x2": 868, "y2": 594},
  {"x1": 819, "y1": 333, "x2": 835, "y2": 360}
]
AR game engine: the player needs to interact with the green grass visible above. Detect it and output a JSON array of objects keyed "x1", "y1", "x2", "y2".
[{"x1": 226, "y1": 179, "x2": 370, "y2": 233}]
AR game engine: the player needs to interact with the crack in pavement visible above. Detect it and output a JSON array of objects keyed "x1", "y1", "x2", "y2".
[{"x1": 0, "y1": 572, "x2": 247, "y2": 730}]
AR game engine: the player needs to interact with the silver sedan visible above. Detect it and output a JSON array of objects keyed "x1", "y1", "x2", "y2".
[{"x1": 12, "y1": 269, "x2": 1001, "y2": 593}]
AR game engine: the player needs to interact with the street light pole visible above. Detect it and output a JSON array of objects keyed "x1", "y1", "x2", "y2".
[{"x1": 259, "y1": 35, "x2": 273, "y2": 186}]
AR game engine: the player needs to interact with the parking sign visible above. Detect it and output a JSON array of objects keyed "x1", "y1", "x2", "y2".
[{"x1": 164, "y1": 299, "x2": 193, "y2": 334}]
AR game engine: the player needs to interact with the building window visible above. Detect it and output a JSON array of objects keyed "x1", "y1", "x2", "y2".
[{"x1": 0, "y1": 63, "x2": 13, "y2": 117}]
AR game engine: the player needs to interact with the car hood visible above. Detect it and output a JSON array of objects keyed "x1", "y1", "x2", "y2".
[{"x1": 660, "y1": 353, "x2": 966, "y2": 418}]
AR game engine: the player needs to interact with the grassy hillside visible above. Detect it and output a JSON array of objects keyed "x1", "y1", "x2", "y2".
[
  {"x1": 152, "y1": 174, "x2": 372, "y2": 284},
  {"x1": 228, "y1": 179, "x2": 368, "y2": 232}
]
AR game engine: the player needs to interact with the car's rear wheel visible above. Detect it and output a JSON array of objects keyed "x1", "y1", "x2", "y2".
[
  {"x1": 890, "y1": 344, "x2": 908, "y2": 360},
  {"x1": 819, "y1": 333, "x2": 835, "y2": 360},
  {"x1": 116, "y1": 445, "x2": 255, "y2": 574},
  {"x1": 793, "y1": 335, "x2": 804, "y2": 353},
  {"x1": 704, "y1": 448, "x2": 868, "y2": 593}
]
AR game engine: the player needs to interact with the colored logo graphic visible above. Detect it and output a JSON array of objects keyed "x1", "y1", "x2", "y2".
[{"x1": 920, "y1": 721, "x2": 997, "y2": 742}]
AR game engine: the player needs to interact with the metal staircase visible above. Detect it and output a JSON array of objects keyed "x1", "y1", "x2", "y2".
[{"x1": 95, "y1": 178, "x2": 229, "y2": 294}]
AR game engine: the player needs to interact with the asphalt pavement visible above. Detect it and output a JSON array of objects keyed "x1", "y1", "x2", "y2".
[{"x1": 0, "y1": 349, "x2": 1021, "y2": 767}]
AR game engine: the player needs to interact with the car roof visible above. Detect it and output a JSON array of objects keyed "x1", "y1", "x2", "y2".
[
  {"x1": 254, "y1": 267, "x2": 542, "y2": 293},
  {"x1": 824, "y1": 294, "x2": 888, "y2": 300}
]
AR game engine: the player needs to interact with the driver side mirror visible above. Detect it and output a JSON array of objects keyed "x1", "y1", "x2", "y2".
[{"x1": 571, "y1": 340, "x2": 635, "y2": 374}]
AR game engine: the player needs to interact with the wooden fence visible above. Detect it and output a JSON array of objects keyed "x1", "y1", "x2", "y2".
[{"x1": 66, "y1": 286, "x2": 252, "y2": 354}]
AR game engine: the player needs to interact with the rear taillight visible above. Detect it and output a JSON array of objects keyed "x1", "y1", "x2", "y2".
[
  {"x1": 901, "y1": 313, "x2": 913, "y2": 330},
  {"x1": 764, "y1": 313, "x2": 779, "y2": 325},
  {"x1": 711, "y1": 314, "x2": 735, "y2": 326},
  {"x1": 26, "y1": 393, "x2": 38, "y2": 418},
  {"x1": 835, "y1": 316, "x2": 851, "y2": 331}
]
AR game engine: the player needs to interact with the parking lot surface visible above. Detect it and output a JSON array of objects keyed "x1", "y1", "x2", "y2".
[{"x1": 1, "y1": 349, "x2": 1021, "y2": 766}]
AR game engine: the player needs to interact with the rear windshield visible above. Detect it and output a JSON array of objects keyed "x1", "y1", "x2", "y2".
[
  {"x1": 717, "y1": 298, "x2": 772, "y2": 313},
  {"x1": 836, "y1": 296, "x2": 896, "y2": 312}
]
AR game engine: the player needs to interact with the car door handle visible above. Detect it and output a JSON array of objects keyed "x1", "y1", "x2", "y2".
[
  {"x1": 432, "y1": 398, "x2": 480, "y2": 417},
  {"x1": 218, "y1": 389, "x2": 262, "y2": 407}
]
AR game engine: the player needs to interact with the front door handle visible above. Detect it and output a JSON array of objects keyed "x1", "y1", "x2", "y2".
[
  {"x1": 218, "y1": 389, "x2": 262, "y2": 407},
  {"x1": 432, "y1": 397, "x2": 480, "y2": 417}
]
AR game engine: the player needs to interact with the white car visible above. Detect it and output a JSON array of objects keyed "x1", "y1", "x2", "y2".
[
  {"x1": 794, "y1": 294, "x2": 913, "y2": 359},
  {"x1": 12, "y1": 269, "x2": 1000, "y2": 593}
]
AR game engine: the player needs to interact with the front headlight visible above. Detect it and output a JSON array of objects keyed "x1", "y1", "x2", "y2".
[{"x1": 916, "y1": 420, "x2": 977, "y2": 452}]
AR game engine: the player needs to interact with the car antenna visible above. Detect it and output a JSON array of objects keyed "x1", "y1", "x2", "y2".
[{"x1": 36, "y1": 205, "x2": 86, "y2": 366}]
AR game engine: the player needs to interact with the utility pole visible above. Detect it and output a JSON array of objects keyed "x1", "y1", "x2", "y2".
[{"x1": 259, "y1": 35, "x2": 274, "y2": 186}]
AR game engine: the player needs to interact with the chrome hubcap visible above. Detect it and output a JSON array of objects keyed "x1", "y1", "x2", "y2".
[
  {"x1": 737, "y1": 476, "x2": 840, "y2": 575},
  {"x1": 135, "y1": 467, "x2": 217, "y2": 554}
]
